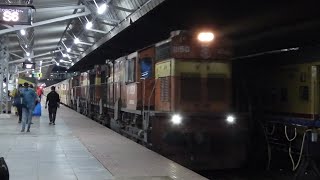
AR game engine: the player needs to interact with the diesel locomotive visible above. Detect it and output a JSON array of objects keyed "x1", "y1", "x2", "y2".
[{"x1": 46, "y1": 30, "x2": 249, "y2": 170}]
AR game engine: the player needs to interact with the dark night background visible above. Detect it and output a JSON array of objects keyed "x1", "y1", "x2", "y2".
[{"x1": 68, "y1": 0, "x2": 320, "y2": 71}]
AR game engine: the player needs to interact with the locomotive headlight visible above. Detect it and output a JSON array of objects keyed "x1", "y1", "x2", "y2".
[
  {"x1": 198, "y1": 32, "x2": 214, "y2": 42},
  {"x1": 171, "y1": 114, "x2": 182, "y2": 125},
  {"x1": 226, "y1": 115, "x2": 236, "y2": 124}
]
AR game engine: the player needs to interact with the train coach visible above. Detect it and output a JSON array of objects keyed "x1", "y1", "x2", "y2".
[
  {"x1": 232, "y1": 51, "x2": 320, "y2": 176},
  {"x1": 46, "y1": 30, "x2": 249, "y2": 170}
]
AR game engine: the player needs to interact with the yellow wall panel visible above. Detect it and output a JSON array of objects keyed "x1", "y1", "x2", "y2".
[{"x1": 155, "y1": 59, "x2": 173, "y2": 78}]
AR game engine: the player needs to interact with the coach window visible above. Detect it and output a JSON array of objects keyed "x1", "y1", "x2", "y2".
[{"x1": 125, "y1": 58, "x2": 136, "y2": 83}]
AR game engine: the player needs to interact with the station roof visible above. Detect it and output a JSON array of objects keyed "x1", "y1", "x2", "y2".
[
  {"x1": 1, "y1": 0, "x2": 319, "y2": 76},
  {"x1": 1, "y1": 0, "x2": 165, "y2": 78}
]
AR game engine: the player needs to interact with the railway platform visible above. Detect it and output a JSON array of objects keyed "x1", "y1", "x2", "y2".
[{"x1": 0, "y1": 103, "x2": 207, "y2": 180}]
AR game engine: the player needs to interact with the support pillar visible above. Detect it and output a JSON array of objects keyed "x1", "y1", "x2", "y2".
[{"x1": 0, "y1": 35, "x2": 10, "y2": 114}]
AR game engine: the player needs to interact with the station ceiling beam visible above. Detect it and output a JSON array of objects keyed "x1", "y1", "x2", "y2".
[
  {"x1": 9, "y1": 52, "x2": 23, "y2": 59},
  {"x1": 9, "y1": 50, "x2": 60, "y2": 64},
  {"x1": 36, "y1": 5, "x2": 86, "y2": 13},
  {"x1": 0, "y1": 11, "x2": 91, "y2": 35},
  {"x1": 108, "y1": 4, "x2": 135, "y2": 13}
]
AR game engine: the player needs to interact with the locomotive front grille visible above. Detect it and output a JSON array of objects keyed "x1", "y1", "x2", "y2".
[{"x1": 160, "y1": 77, "x2": 170, "y2": 102}]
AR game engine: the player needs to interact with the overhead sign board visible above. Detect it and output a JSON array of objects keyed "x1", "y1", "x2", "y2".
[
  {"x1": 23, "y1": 62, "x2": 35, "y2": 69},
  {"x1": 0, "y1": 5, "x2": 34, "y2": 25}
]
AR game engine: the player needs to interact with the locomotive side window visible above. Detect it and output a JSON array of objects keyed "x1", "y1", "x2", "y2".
[
  {"x1": 207, "y1": 74, "x2": 226, "y2": 101},
  {"x1": 271, "y1": 88, "x2": 277, "y2": 103},
  {"x1": 140, "y1": 57, "x2": 153, "y2": 79},
  {"x1": 155, "y1": 42, "x2": 171, "y2": 61},
  {"x1": 105, "y1": 64, "x2": 111, "y2": 78},
  {"x1": 280, "y1": 88, "x2": 288, "y2": 102},
  {"x1": 160, "y1": 77, "x2": 170, "y2": 102},
  {"x1": 180, "y1": 73, "x2": 201, "y2": 102},
  {"x1": 299, "y1": 86, "x2": 309, "y2": 101},
  {"x1": 125, "y1": 58, "x2": 136, "y2": 83}
]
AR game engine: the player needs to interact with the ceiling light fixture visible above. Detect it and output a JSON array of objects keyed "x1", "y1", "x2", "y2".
[
  {"x1": 20, "y1": 29, "x2": 26, "y2": 36},
  {"x1": 98, "y1": 3, "x2": 107, "y2": 14},
  {"x1": 60, "y1": 59, "x2": 72, "y2": 63},
  {"x1": 86, "y1": 21, "x2": 93, "y2": 29},
  {"x1": 93, "y1": 0, "x2": 107, "y2": 14},
  {"x1": 26, "y1": 52, "x2": 30, "y2": 56},
  {"x1": 84, "y1": 16, "x2": 93, "y2": 29},
  {"x1": 60, "y1": 49, "x2": 67, "y2": 57},
  {"x1": 62, "y1": 41, "x2": 71, "y2": 52},
  {"x1": 74, "y1": 38, "x2": 80, "y2": 44}
]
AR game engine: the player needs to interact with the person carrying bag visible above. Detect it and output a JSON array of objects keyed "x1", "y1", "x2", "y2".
[
  {"x1": 33, "y1": 100, "x2": 42, "y2": 116},
  {"x1": 12, "y1": 91, "x2": 23, "y2": 107}
]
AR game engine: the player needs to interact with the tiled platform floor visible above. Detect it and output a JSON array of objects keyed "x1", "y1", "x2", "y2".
[{"x1": 0, "y1": 104, "x2": 206, "y2": 180}]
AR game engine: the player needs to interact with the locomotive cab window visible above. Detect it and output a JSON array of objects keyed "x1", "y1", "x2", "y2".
[
  {"x1": 180, "y1": 73, "x2": 201, "y2": 102},
  {"x1": 207, "y1": 74, "x2": 226, "y2": 101},
  {"x1": 125, "y1": 58, "x2": 136, "y2": 84}
]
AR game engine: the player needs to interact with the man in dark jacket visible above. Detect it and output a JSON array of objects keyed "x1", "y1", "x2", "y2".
[
  {"x1": 45, "y1": 86, "x2": 60, "y2": 125},
  {"x1": 21, "y1": 82, "x2": 37, "y2": 132}
]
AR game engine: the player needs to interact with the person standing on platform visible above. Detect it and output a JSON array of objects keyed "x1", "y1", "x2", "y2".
[
  {"x1": 45, "y1": 86, "x2": 60, "y2": 125},
  {"x1": 11, "y1": 84, "x2": 23, "y2": 123},
  {"x1": 37, "y1": 87, "x2": 43, "y2": 101},
  {"x1": 20, "y1": 82, "x2": 37, "y2": 132}
]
